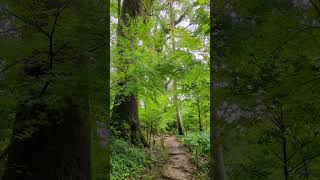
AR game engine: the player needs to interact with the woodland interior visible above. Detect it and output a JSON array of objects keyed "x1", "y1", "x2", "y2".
[{"x1": 0, "y1": 0, "x2": 320, "y2": 180}]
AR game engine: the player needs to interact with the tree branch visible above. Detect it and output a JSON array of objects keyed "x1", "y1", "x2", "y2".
[
  {"x1": 0, "y1": 146, "x2": 8, "y2": 161},
  {"x1": 0, "y1": 59, "x2": 22, "y2": 74},
  {"x1": 39, "y1": 81, "x2": 50, "y2": 97},
  {"x1": 270, "y1": 148, "x2": 283, "y2": 161},
  {"x1": 309, "y1": 0, "x2": 320, "y2": 18},
  {"x1": 287, "y1": 135, "x2": 318, "y2": 162},
  {"x1": 288, "y1": 151, "x2": 320, "y2": 173},
  {"x1": 0, "y1": 7, "x2": 50, "y2": 37}
]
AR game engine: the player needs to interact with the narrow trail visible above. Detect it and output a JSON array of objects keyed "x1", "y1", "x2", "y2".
[{"x1": 155, "y1": 136, "x2": 197, "y2": 180}]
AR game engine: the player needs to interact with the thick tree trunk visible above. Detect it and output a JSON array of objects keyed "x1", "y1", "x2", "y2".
[
  {"x1": 211, "y1": 127, "x2": 227, "y2": 180},
  {"x1": 127, "y1": 94, "x2": 148, "y2": 147},
  {"x1": 111, "y1": 0, "x2": 149, "y2": 147},
  {"x1": 3, "y1": 52, "x2": 90, "y2": 180},
  {"x1": 2, "y1": 1, "x2": 91, "y2": 179},
  {"x1": 210, "y1": 1, "x2": 227, "y2": 178},
  {"x1": 111, "y1": 84, "x2": 149, "y2": 147},
  {"x1": 3, "y1": 97, "x2": 90, "y2": 180}
]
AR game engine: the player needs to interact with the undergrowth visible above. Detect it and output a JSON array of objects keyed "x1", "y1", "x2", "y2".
[
  {"x1": 110, "y1": 139, "x2": 155, "y2": 179},
  {"x1": 177, "y1": 132, "x2": 210, "y2": 178}
]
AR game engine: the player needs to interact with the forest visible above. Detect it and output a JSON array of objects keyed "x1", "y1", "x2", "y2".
[
  {"x1": 0, "y1": 0, "x2": 320, "y2": 180},
  {"x1": 110, "y1": 0, "x2": 210, "y2": 179}
]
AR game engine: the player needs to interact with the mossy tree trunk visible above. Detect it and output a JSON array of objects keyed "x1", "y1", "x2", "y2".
[{"x1": 111, "y1": 0, "x2": 149, "y2": 147}]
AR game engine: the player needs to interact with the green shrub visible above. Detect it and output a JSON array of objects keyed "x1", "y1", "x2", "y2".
[
  {"x1": 179, "y1": 132, "x2": 209, "y2": 156},
  {"x1": 178, "y1": 132, "x2": 210, "y2": 177},
  {"x1": 110, "y1": 139, "x2": 154, "y2": 179}
]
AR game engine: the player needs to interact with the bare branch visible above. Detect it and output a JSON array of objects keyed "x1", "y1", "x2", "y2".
[
  {"x1": 288, "y1": 152, "x2": 320, "y2": 173},
  {"x1": 0, "y1": 59, "x2": 22, "y2": 74},
  {"x1": 270, "y1": 148, "x2": 283, "y2": 161},
  {"x1": 39, "y1": 81, "x2": 50, "y2": 97},
  {"x1": 0, "y1": 7, "x2": 50, "y2": 37},
  {"x1": 309, "y1": 0, "x2": 320, "y2": 18},
  {"x1": 0, "y1": 146, "x2": 8, "y2": 160}
]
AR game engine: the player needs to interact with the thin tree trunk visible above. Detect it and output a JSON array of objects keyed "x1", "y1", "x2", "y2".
[
  {"x1": 174, "y1": 93, "x2": 184, "y2": 135},
  {"x1": 153, "y1": 129, "x2": 156, "y2": 145},
  {"x1": 149, "y1": 123, "x2": 153, "y2": 145},
  {"x1": 279, "y1": 105, "x2": 289, "y2": 180},
  {"x1": 303, "y1": 158, "x2": 310, "y2": 180},
  {"x1": 197, "y1": 99, "x2": 203, "y2": 131},
  {"x1": 282, "y1": 135, "x2": 289, "y2": 180}
]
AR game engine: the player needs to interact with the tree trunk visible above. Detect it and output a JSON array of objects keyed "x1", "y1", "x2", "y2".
[
  {"x1": 170, "y1": 0, "x2": 184, "y2": 135},
  {"x1": 127, "y1": 94, "x2": 140, "y2": 145},
  {"x1": 3, "y1": 97, "x2": 90, "y2": 180},
  {"x1": 111, "y1": 86, "x2": 149, "y2": 147},
  {"x1": 111, "y1": 0, "x2": 149, "y2": 147},
  {"x1": 174, "y1": 93, "x2": 184, "y2": 135},
  {"x1": 3, "y1": 50, "x2": 90, "y2": 180},
  {"x1": 279, "y1": 105, "x2": 289, "y2": 180},
  {"x1": 303, "y1": 158, "x2": 310, "y2": 180},
  {"x1": 282, "y1": 135, "x2": 289, "y2": 180},
  {"x1": 2, "y1": 1, "x2": 91, "y2": 179},
  {"x1": 211, "y1": 127, "x2": 227, "y2": 180},
  {"x1": 197, "y1": 100, "x2": 203, "y2": 131},
  {"x1": 210, "y1": 0, "x2": 227, "y2": 178}
]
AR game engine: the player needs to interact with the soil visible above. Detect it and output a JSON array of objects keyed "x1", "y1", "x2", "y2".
[{"x1": 154, "y1": 136, "x2": 197, "y2": 180}]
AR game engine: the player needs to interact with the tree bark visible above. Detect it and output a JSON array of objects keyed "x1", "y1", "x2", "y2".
[
  {"x1": 3, "y1": 47, "x2": 90, "y2": 180},
  {"x1": 3, "y1": 96, "x2": 90, "y2": 180},
  {"x1": 211, "y1": 126, "x2": 227, "y2": 180},
  {"x1": 210, "y1": 0, "x2": 227, "y2": 179},
  {"x1": 197, "y1": 99, "x2": 203, "y2": 131},
  {"x1": 2, "y1": 1, "x2": 91, "y2": 179}
]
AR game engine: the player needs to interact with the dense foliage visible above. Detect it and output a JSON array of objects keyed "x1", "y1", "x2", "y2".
[
  {"x1": 213, "y1": 0, "x2": 320, "y2": 179},
  {"x1": 0, "y1": 0, "x2": 109, "y2": 179},
  {"x1": 1, "y1": 0, "x2": 319, "y2": 179},
  {"x1": 110, "y1": 0, "x2": 210, "y2": 177},
  {"x1": 178, "y1": 132, "x2": 210, "y2": 175}
]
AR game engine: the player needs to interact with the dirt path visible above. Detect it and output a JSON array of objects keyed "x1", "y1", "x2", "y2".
[{"x1": 155, "y1": 136, "x2": 197, "y2": 180}]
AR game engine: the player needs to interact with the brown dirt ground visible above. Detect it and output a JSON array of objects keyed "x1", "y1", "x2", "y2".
[{"x1": 152, "y1": 136, "x2": 197, "y2": 180}]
